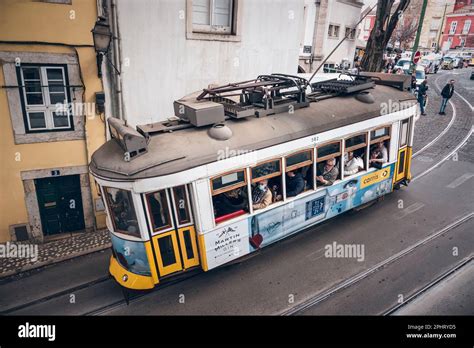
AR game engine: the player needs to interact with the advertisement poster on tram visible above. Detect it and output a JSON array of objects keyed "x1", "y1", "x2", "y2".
[
  {"x1": 249, "y1": 164, "x2": 395, "y2": 250},
  {"x1": 204, "y1": 219, "x2": 250, "y2": 270}
]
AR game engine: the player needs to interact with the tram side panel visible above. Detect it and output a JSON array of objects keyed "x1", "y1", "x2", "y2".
[{"x1": 198, "y1": 164, "x2": 395, "y2": 271}]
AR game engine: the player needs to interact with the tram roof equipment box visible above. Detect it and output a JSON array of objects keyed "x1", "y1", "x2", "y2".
[
  {"x1": 108, "y1": 117, "x2": 149, "y2": 160},
  {"x1": 173, "y1": 94, "x2": 225, "y2": 127}
]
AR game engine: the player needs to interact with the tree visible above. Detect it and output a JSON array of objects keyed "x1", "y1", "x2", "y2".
[
  {"x1": 361, "y1": 0, "x2": 411, "y2": 72},
  {"x1": 389, "y1": 15, "x2": 418, "y2": 50}
]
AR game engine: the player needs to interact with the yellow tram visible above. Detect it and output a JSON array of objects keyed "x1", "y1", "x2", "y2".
[{"x1": 89, "y1": 73, "x2": 417, "y2": 290}]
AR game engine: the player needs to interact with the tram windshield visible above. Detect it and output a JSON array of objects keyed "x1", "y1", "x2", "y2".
[
  {"x1": 110, "y1": 233, "x2": 151, "y2": 276},
  {"x1": 104, "y1": 187, "x2": 140, "y2": 237}
]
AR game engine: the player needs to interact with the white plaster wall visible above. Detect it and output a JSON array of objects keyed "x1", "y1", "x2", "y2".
[
  {"x1": 323, "y1": 0, "x2": 362, "y2": 65},
  {"x1": 116, "y1": 0, "x2": 304, "y2": 127}
]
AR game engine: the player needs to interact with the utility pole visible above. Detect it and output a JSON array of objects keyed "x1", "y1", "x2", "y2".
[
  {"x1": 410, "y1": 0, "x2": 428, "y2": 72},
  {"x1": 436, "y1": 3, "x2": 448, "y2": 53}
]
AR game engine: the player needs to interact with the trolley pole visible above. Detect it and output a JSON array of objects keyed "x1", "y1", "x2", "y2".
[{"x1": 410, "y1": 0, "x2": 428, "y2": 72}]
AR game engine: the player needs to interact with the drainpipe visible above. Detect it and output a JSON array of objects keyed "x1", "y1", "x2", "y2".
[{"x1": 110, "y1": 0, "x2": 126, "y2": 124}]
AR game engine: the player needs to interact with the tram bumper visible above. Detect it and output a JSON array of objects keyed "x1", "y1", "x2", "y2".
[{"x1": 109, "y1": 255, "x2": 155, "y2": 290}]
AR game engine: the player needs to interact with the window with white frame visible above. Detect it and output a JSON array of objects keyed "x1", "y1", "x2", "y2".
[
  {"x1": 345, "y1": 27, "x2": 356, "y2": 40},
  {"x1": 328, "y1": 24, "x2": 340, "y2": 38},
  {"x1": 18, "y1": 65, "x2": 72, "y2": 132},
  {"x1": 192, "y1": 0, "x2": 234, "y2": 34},
  {"x1": 462, "y1": 20, "x2": 471, "y2": 34},
  {"x1": 364, "y1": 18, "x2": 371, "y2": 30},
  {"x1": 449, "y1": 21, "x2": 457, "y2": 34}
]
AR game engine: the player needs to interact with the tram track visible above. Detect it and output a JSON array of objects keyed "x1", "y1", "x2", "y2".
[
  {"x1": 411, "y1": 71, "x2": 473, "y2": 180},
  {"x1": 412, "y1": 73, "x2": 457, "y2": 159},
  {"x1": 382, "y1": 255, "x2": 473, "y2": 316},
  {"x1": 0, "y1": 275, "x2": 111, "y2": 315},
  {"x1": 280, "y1": 211, "x2": 474, "y2": 316}
]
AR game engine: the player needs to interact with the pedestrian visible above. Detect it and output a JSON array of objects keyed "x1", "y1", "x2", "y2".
[
  {"x1": 418, "y1": 79, "x2": 428, "y2": 116},
  {"x1": 411, "y1": 72, "x2": 417, "y2": 94},
  {"x1": 439, "y1": 79, "x2": 455, "y2": 115}
]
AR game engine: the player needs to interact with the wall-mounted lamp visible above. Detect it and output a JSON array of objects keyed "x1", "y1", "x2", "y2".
[{"x1": 91, "y1": 19, "x2": 112, "y2": 78}]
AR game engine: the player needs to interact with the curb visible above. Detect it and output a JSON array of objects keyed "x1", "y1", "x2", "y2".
[{"x1": 0, "y1": 243, "x2": 111, "y2": 280}]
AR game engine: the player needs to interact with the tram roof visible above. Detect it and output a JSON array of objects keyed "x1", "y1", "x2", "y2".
[{"x1": 90, "y1": 84, "x2": 416, "y2": 181}]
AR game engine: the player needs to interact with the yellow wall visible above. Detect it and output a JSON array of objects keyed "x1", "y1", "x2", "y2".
[{"x1": 0, "y1": 0, "x2": 106, "y2": 242}]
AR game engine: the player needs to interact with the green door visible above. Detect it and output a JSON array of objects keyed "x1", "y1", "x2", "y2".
[{"x1": 36, "y1": 175, "x2": 85, "y2": 236}]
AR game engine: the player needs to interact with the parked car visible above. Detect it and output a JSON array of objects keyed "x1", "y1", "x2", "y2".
[
  {"x1": 441, "y1": 57, "x2": 454, "y2": 70},
  {"x1": 419, "y1": 58, "x2": 439, "y2": 74},
  {"x1": 453, "y1": 56, "x2": 464, "y2": 69},
  {"x1": 395, "y1": 59, "x2": 412, "y2": 73},
  {"x1": 414, "y1": 66, "x2": 426, "y2": 86}
]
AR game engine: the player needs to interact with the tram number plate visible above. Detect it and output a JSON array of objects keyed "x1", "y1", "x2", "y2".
[{"x1": 305, "y1": 196, "x2": 325, "y2": 220}]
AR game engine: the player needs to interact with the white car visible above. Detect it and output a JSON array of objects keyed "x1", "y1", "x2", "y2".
[{"x1": 414, "y1": 66, "x2": 426, "y2": 86}]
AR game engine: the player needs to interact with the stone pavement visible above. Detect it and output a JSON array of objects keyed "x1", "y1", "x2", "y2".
[{"x1": 0, "y1": 229, "x2": 110, "y2": 278}]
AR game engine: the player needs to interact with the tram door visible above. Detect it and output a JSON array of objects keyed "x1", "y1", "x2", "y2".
[
  {"x1": 395, "y1": 118, "x2": 410, "y2": 182},
  {"x1": 147, "y1": 185, "x2": 200, "y2": 278}
]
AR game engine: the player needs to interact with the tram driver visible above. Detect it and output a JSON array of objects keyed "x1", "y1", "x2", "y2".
[
  {"x1": 316, "y1": 158, "x2": 339, "y2": 186},
  {"x1": 252, "y1": 179, "x2": 272, "y2": 210}
]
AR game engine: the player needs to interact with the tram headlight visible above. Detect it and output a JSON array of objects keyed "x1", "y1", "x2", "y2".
[{"x1": 122, "y1": 274, "x2": 128, "y2": 282}]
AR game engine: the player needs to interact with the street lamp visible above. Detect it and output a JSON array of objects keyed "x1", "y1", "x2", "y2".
[{"x1": 91, "y1": 19, "x2": 112, "y2": 78}]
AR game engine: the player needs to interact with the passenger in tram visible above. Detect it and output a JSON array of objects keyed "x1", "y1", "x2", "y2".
[
  {"x1": 285, "y1": 170, "x2": 305, "y2": 197},
  {"x1": 316, "y1": 158, "x2": 339, "y2": 186},
  {"x1": 252, "y1": 179, "x2": 273, "y2": 210},
  {"x1": 369, "y1": 142, "x2": 388, "y2": 169},
  {"x1": 213, "y1": 187, "x2": 248, "y2": 217},
  {"x1": 344, "y1": 151, "x2": 364, "y2": 176}
]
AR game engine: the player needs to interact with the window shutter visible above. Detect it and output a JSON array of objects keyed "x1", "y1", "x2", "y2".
[
  {"x1": 193, "y1": 0, "x2": 210, "y2": 25},
  {"x1": 212, "y1": 0, "x2": 232, "y2": 29}
]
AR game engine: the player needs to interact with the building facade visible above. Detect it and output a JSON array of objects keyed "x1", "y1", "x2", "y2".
[
  {"x1": 418, "y1": 0, "x2": 455, "y2": 53},
  {"x1": 299, "y1": 0, "x2": 364, "y2": 73},
  {"x1": 105, "y1": 0, "x2": 305, "y2": 127},
  {"x1": 440, "y1": 0, "x2": 474, "y2": 51},
  {"x1": 0, "y1": 0, "x2": 107, "y2": 243}
]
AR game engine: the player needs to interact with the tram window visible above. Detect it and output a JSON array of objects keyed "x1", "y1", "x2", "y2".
[
  {"x1": 369, "y1": 127, "x2": 390, "y2": 169},
  {"x1": 316, "y1": 142, "x2": 341, "y2": 186},
  {"x1": 172, "y1": 186, "x2": 191, "y2": 225},
  {"x1": 344, "y1": 134, "x2": 368, "y2": 176},
  {"x1": 400, "y1": 119, "x2": 409, "y2": 147},
  {"x1": 146, "y1": 190, "x2": 172, "y2": 232},
  {"x1": 211, "y1": 170, "x2": 249, "y2": 223},
  {"x1": 369, "y1": 140, "x2": 389, "y2": 169},
  {"x1": 285, "y1": 149, "x2": 313, "y2": 196},
  {"x1": 211, "y1": 169, "x2": 246, "y2": 195},
  {"x1": 251, "y1": 159, "x2": 283, "y2": 210},
  {"x1": 104, "y1": 187, "x2": 140, "y2": 237},
  {"x1": 370, "y1": 126, "x2": 390, "y2": 142}
]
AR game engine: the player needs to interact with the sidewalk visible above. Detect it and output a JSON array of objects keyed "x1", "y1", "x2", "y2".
[{"x1": 0, "y1": 229, "x2": 110, "y2": 279}]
